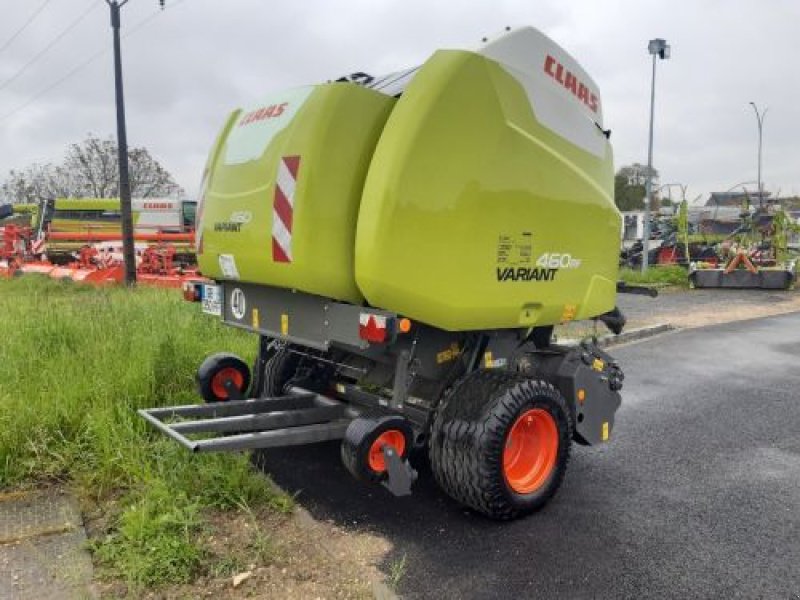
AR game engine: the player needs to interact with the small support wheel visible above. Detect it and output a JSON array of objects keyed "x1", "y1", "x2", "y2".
[
  {"x1": 196, "y1": 353, "x2": 251, "y2": 403},
  {"x1": 341, "y1": 416, "x2": 414, "y2": 485}
]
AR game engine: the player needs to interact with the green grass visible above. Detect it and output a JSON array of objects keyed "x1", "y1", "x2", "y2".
[
  {"x1": 619, "y1": 265, "x2": 689, "y2": 289},
  {"x1": 387, "y1": 553, "x2": 407, "y2": 592},
  {"x1": 0, "y1": 276, "x2": 291, "y2": 588}
]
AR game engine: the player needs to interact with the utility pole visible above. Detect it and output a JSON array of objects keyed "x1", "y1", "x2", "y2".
[
  {"x1": 106, "y1": 0, "x2": 135, "y2": 285},
  {"x1": 105, "y1": 0, "x2": 165, "y2": 286},
  {"x1": 749, "y1": 102, "x2": 767, "y2": 208}
]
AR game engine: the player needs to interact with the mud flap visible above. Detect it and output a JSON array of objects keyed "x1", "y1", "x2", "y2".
[{"x1": 530, "y1": 343, "x2": 622, "y2": 446}]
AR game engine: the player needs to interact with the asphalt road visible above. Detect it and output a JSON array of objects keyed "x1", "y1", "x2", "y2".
[{"x1": 255, "y1": 313, "x2": 800, "y2": 599}]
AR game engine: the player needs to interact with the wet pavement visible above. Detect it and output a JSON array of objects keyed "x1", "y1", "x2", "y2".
[{"x1": 256, "y1": 312, "x2": 800, "y2": 599}]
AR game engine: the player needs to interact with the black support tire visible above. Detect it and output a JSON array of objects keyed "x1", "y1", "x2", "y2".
[
  {"x1": 341, "y1": 416, "x2": 414, "y2": 484},
  {"x1": 196, "y1": 353, "x2": 251, "y2": 403},
  {"x1": 429, "y1": 370, "x2": 572, "y2": 520},
  {"x1": 261, "y1": 346, "x2": 301, "y2": 397}
]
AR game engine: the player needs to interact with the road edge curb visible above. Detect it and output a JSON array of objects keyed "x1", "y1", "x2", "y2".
[{"x1": 598, "y1": 323, "x2": 675, "y2": 347}]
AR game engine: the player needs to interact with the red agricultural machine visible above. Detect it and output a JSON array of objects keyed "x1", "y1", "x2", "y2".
[
  {"x1": 621, "y1": 199, "x2": 797, "y2": 290},
  {"x1": 689, "y1": 206, "x2": 798, "y2": 289},
  {"x1": 0, "y1": 223, "x2": 34, "y2": 278},
  {"x1": 0, "y1": 199, "x2": 207, "y2": 289}
]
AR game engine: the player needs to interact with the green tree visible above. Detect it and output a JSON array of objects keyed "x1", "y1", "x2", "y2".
[{"x1": 614, "y1": 173, "x2": 646, "y2": 211}]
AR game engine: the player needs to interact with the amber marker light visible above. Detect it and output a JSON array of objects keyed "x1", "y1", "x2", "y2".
[{"x1": 398, "y1": 318, "x2": 412, "y2": 333}]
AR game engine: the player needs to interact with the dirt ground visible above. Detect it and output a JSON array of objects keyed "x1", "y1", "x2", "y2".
[{"x1": 89, "y1": 507, "x2": 391, "y2": 600}]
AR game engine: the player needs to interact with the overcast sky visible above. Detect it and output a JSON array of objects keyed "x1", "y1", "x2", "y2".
[{"x1": 0, "y1": 0, "x2": 797, "y2": 204}]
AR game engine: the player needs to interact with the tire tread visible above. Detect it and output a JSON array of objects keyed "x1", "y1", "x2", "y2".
[{"x1": 429, "y1": 370, "x2": 573, "y2": 520}]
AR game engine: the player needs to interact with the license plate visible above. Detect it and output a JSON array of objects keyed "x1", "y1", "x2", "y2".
[{"x1": 201, "y1": 284, "x2": 222, "y2": 316}]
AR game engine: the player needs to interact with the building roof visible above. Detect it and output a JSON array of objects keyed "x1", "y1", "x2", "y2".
[{"x1": 705, "y1": 191, "x2": 770, "y2": 207}]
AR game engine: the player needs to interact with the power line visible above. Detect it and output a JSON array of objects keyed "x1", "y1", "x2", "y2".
[
  {"x1": 0, "y1": 1, "x2": 186, "y2": 124},
  {"x1": 0, "y1": 0, "x2": 100, "y2": 93},
  {"x1": 0, "y1": 0, "x2": 56, "y2": 55},
  {"x1": 0, "y1": 49, "x2": 107, "y2": 124}
]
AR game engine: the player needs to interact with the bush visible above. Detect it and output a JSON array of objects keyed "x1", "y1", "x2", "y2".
[{"x1": 619, "y1": 265, "x2": 688, "y2": 288}]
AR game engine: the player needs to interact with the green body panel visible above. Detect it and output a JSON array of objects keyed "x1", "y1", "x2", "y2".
[
  {"x1": 355, "y1": 50, "x2": 619, "y2": 330},
  {"x1": 53, "y1": 198, "x2": 120, "y2": 211},
  {"x1": 197, "y1": 84, "x2": 395, "y2": 304},
  {"x1": 5, "y1": 204, "x2": 37, "y2": 227},
  {"x1": 11, "y1": 203, "x2": 37, "y2": 215},
  {"x1": 50, "y1": 198, "x2": 131, "y2": 233}
]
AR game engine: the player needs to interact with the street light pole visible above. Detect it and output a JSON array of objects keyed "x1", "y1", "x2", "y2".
[
  {"x1": 657, "y1": 182, "x2": 686, "y2": 200},
  {"x1": 642, "y1": 38, "x2": 670, "y2": 272},
  {"x1": 748, "y1": 102, "x2": 767, "y2": 208},
  {"x1": 106, "y1": 0, "x2": 136, "y2": 286}
]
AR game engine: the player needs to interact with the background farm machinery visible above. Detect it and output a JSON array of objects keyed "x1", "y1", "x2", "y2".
[
  {"x1": 621, "y1": 198, "x2": 798, "y2": 289},
  {"x1": 0, "y1": 198, "x2": 205, "y2": 287}
]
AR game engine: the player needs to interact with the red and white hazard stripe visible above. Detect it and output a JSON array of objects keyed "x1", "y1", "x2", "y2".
[
  {"x1": 31, "y1": 235, "x2": 45, "y2": 255},
  {"x1": 272, "y1": 155, "x2": 300, "y2": 263}
]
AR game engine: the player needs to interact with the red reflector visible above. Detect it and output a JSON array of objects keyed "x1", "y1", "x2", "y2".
[
  {"x1": 359, "y1": 314, "x2": 388, "y2": 343},
  {"x1": 182, "y1": 282, "x2": 200, "y2": 302}
]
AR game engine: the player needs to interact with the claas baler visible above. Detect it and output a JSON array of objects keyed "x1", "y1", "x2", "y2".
[{"x1": 141, "y1": 27, "x2": 630, "y2": 520}]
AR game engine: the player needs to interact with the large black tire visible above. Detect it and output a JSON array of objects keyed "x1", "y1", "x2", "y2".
[
  {"x1": 260, "y1": 346, "x2": 302, "y2": 397},
  {"x1": 429, "y1": 370, "x2": 572, "y2": 520},
  {"x1": 341, "y1": 416, "x2": 414, "y2": 483},
  {"x1": 196, "y1": 353, "x2": 251, "y2": 403}
]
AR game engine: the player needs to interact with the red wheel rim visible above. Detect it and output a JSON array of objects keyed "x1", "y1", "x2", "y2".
[
  {"x1": 367, "y1": 430, "x2": 406, "y2": 473},
  {"x1": 211, "y1": 367, "x2": 244, "y2": 400},
  {"x1": 503, "y1": 408, "x2": 559, "y2": 494}
]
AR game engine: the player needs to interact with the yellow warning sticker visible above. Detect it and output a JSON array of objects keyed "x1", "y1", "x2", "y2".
[
  {"x1": 560, "y1": 303, "x2": 578, "y2": 322},
  {"x1": 252, "y1": 308, "x2": 260, "y2": 329},
  {"x1": 602, "y1": 422, "x2": 609, "y2": 441},
  {"x1": 592, "y1": 358, "x2": 605, "y2": 372},
  {"x1": 281, "y1": 313, "x2": 289, "y2": 335},
  {"x1": 436, "y1": 343, "x2": 462, "y2": 364}
]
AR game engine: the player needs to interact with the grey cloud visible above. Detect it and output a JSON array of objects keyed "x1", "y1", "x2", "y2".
[{"x1": 0, "y1": 0, "x2": 797, "y2": 200}]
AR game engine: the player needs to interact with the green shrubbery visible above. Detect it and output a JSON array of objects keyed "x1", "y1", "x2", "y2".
[
  {"x1": 0, "y1": 276, "x2": 290, "y2": 587},
  {"x1": 619, "y1": 265, "x2": 689, "y2": 288}
]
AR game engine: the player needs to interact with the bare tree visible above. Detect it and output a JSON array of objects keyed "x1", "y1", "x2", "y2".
[
  {"x1": 128, "y1": 146, "x2": 183, "y2": 198},
  {"x1": 0, "y1": 163, "x2": 72, "y2": 205},
  {"x1": 618, "y1": 163, "x2": 660, "y2": 188},
  {"x1": 63, "y1": 136, "x2": 120, "y2": 199},
  {"x1": 0, "y1": 134, "x2": 184, "y2": 204}
]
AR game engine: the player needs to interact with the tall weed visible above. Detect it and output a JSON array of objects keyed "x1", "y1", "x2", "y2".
[{"x1": 0, "y1": 277, "x2": 289, "y2": 585}]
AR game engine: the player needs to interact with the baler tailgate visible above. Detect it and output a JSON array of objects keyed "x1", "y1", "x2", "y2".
[{"x1": 138, "y1": 390, "x2": 353, "y2": 453}]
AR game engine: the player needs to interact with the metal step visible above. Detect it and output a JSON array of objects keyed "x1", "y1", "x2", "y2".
[{"x1": 138, "y1": 389, "x2": 356, "y2": 453}]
